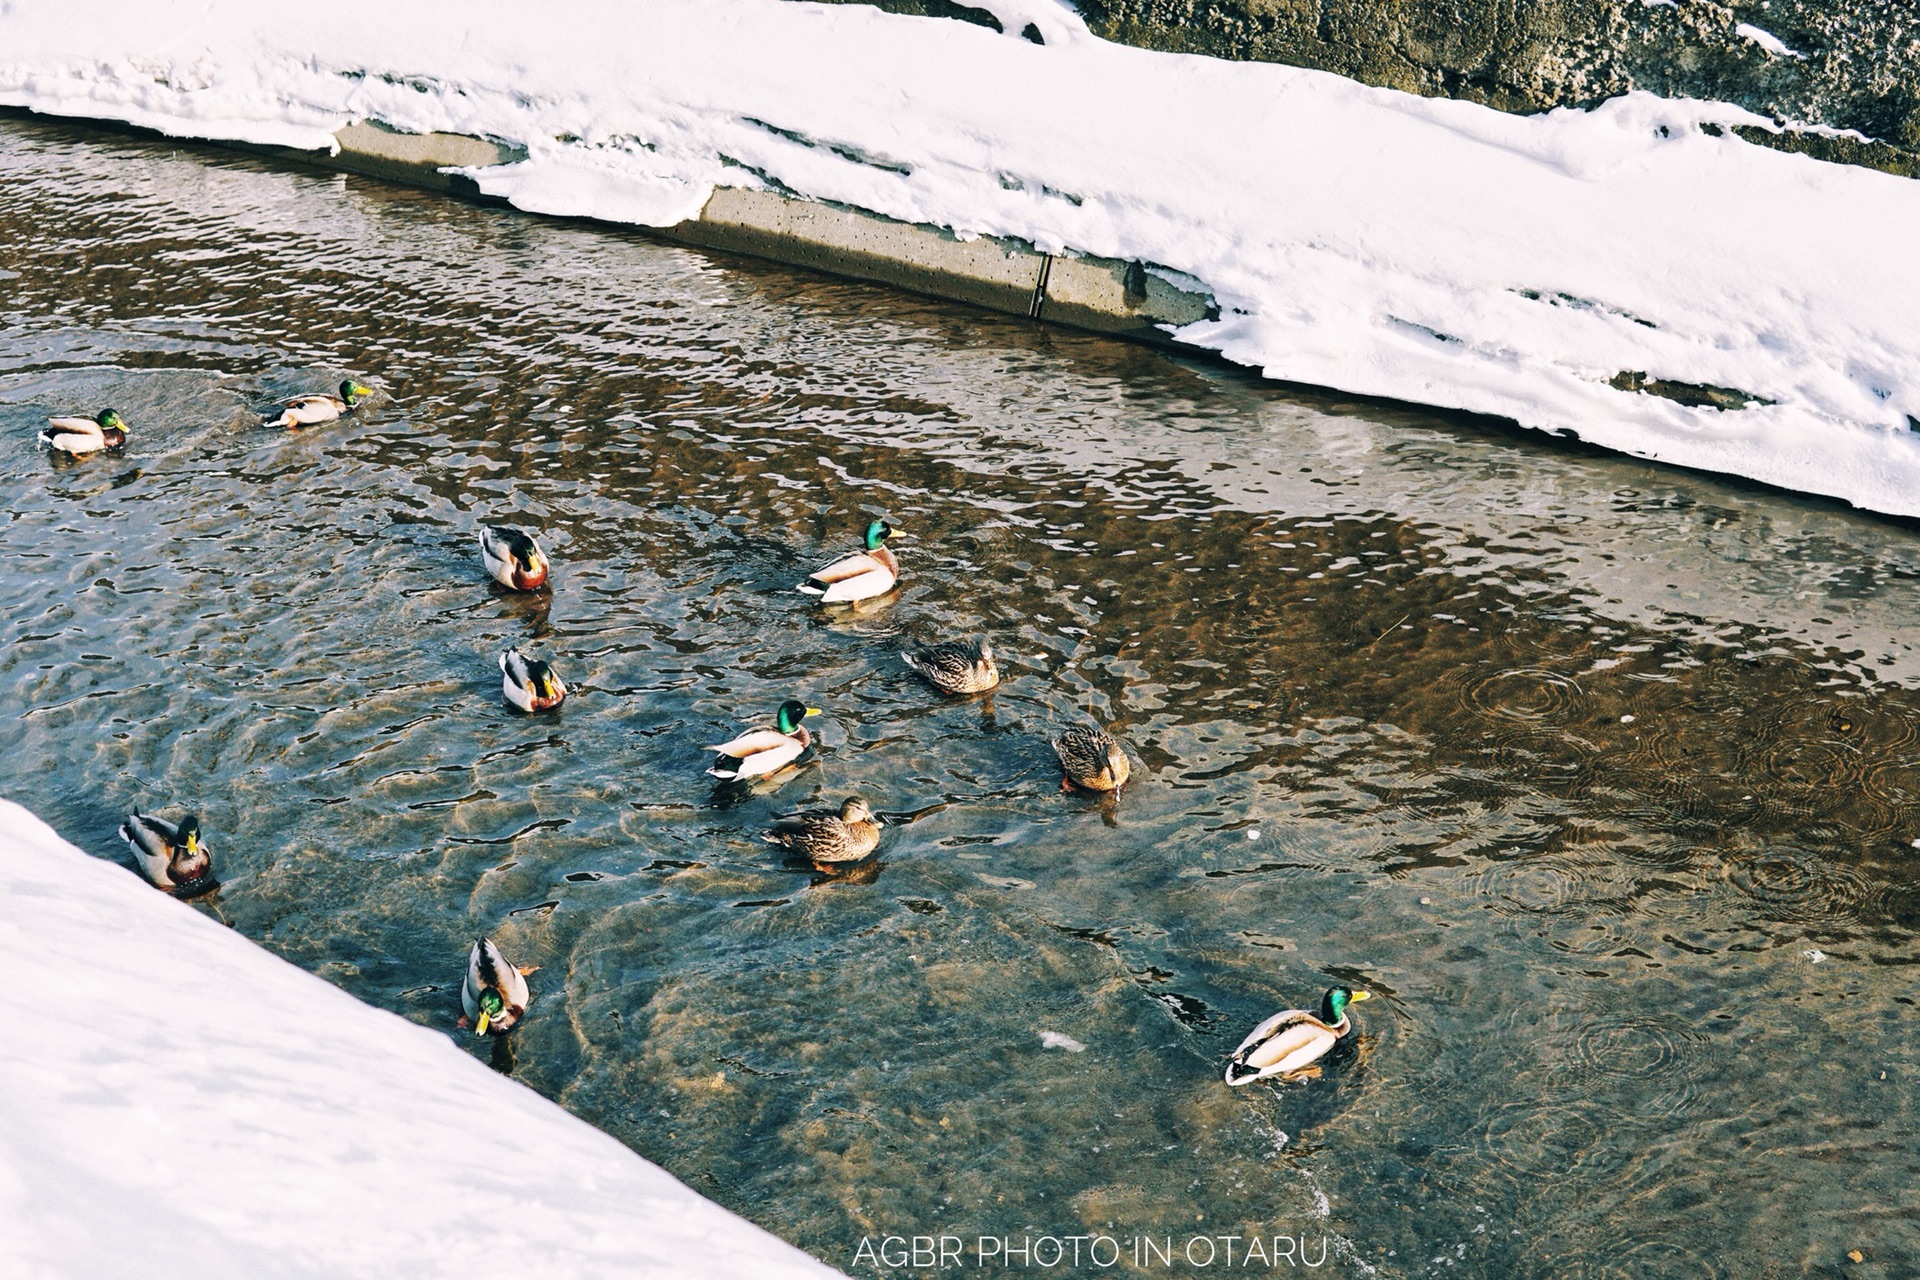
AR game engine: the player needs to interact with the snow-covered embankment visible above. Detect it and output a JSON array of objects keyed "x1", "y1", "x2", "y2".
[
  {"x1": 2, "y1": 0, "x2": 1919, "y2": 515},
  {"x1": 0, "y1": 800, "x2": 842, "y2": 1280}
]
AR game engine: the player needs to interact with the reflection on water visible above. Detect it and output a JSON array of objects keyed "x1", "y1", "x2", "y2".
[{"x1": 2, "y1": 112, "x2": 1918, "y2": 1276}]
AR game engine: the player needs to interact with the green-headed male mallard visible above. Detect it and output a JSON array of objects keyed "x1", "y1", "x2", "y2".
[
  {"x1": 904, "y1": 635, "x2": 999, "y2": 694},
  {"x1": 799, "y1": 519, "x2": 899, "y2": 604},
  {"x1": 762, "y1": 795, "x2": 881, "y2": 865},
  {"x1": 479, "y1": 525, "x2": 550, "y2": 591},
  {"x1": 1224, "y1": 987, "x2": 1371, "y2": 1085},
  {"x1": 462, "y1": 937, "x2": 534, "y2": 1037},
  {"x1": 500, "y1": 647, "x2": 566, "y2": 712},
  {"x1": 1053, "y1": 723, "x2": 1130, "y2": 791},
  {"x1": 117, "y1": 809, "x2": 216, "y2": 896},
  {"x1": 705, "y1": 699, "x2": 820, "y2": 780},
  {"x1": 265, "y1": 380, "x2": 375, "y2": 428},
  {"x1": 40, "y1": 409, "x2": 129, "y2": 455}
]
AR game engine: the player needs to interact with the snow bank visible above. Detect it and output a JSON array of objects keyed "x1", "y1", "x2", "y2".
[
  {"x1": 3, "y1": 0, "x2": 1919, "y2": 515},
  {"x1": 0, "y1": 800, "x2": 842, "y2": 1280}
]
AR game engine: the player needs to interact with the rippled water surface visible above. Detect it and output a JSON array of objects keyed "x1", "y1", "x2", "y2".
[{"x1": 4, "y1": 113, "x2": 1918, "y2": 1277}]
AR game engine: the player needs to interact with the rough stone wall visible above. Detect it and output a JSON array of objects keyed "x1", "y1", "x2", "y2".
[{"x1": 817, "y1": 1, "x2": 1920, "y2": 175}]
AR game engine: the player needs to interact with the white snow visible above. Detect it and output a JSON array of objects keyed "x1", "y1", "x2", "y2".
[
  {"x1": 1735, "y1": 23, "x2": 1807, "y2": 60},
  {"x1": 1038, "y1": 1030, "x2": 1087, "y2": 1052},
  {"x1": 0, "y1": 800, "x2": 842, "y2": 1280},
  {"x1": 2, "y1": 1, "x2": 1919, "y2": 514}
]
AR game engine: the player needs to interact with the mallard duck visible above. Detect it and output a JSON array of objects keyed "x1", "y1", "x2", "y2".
[
  {"x1": 500, "y1": 647, "x2": 566, "y2": 712},
  {"x1": 1224, "y1": 987, "x2": 1371, "y2": 1086},
  {"x1": 461, "y1": 937, "x2": 534, "y2": 1036},
  {"x1": 479, "y1": 525, "x2": 550, "y2": 591},
  {"x1": 705, "y1": 699, "x2": 820, "y2": 780},
  {"x1": 904, "y1": 635, "x2": 999, "y2": 694},
  {"x1": 799, "y1": 519, "x2": 899, "y2": 603},
  {"x1": 40, "y1": 409, "x2": 129, "y2": 454},
  {"x1": 762, "y1": 795, "x2": 882, "y2": 865},
  {"x1": 1053, "y1": 723, "x2": 1130, "y2": 791},
  {"x1": 117, "y1": 809, "x2": 216, "y2": 895},
  {"x1": 265, "y1": 380, "x2": 375, "y2": 427}
]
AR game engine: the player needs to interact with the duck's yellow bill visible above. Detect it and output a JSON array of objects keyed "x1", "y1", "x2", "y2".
[
  {"x1": 1349, "y1": 991, "x2": 1372, "y2": 1002},
  {"x1": 804, "y1": 707, "x2": 823, "y2": 716},
  {"x1": 475, "y1": 1011, "x2": 491, "y2": 1035}
]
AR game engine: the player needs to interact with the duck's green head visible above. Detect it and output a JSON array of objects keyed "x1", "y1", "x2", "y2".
[
  {"x1": 863, "y1": 519, "x2": 894, "y2": 551},
  {"x1": 177, "y1": 813, "x2": 203, "y2": 856},
  {"x1": 475, "y1": 988, "x2": 505, "y2": 1036},
  {"x1": 97, "y1": 409, "x2": 128, "y2": 432},
  {"x1": 1321, "y1": 987, "x2": 1369, "y2": 1024},
  {"x1": 340, "y1": 380, "x2": 375, "y2": 403},
  {"x1": 776, "y1": 699, "x2": 822, "y2": 735}
]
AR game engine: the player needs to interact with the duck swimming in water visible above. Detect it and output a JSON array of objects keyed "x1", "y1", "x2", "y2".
[
  {"x1": 40, "y1": 409, "x2": 129, "y2": 455},
  {"x1": 500, "y1": 647, "x2": 566, "y2": 712},
  {"x1": 461, "y1": 937, "x2": 534, "y2": 1036},
  {"x1": 903, "y1": 635, "x2": 999, "y2": 695},
  {"x1": 1223, "y1": 987, "x2": 1371, "y2": 1086},
  {"x1": 705, "y1": 699, "x2": 820, "y2": 780},
  {"x1": 479, "y1": 525, "x2": 550, "y2": 591},
  {"x1": 799, "y1": 520, "x2": 899, "y2": 604},
  {"x1": 763, "y1": 795, "x2": 882, "y2": 866},
  {"x1": 1053, "y1": 723, "x2": 1130, "y2": 792},
  {"x1": 117, "y1": 809, "x2": 216, "y2": 895},
  {"x1": 265, "y1": 380, "x2": 375, "y2": 428}
]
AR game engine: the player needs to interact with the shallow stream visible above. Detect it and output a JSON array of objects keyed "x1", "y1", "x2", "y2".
[{"x1": 2, "y1": 112, "x2": 1915, "y2": 1277}]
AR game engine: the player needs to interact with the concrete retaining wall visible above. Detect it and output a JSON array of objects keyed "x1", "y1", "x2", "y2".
[{"x1": 243, "y1": 122, "x2": 1216, "y2": 346}]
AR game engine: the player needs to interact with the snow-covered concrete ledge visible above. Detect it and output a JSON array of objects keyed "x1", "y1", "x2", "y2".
[
  {"x1": 241, "y1": 124, "x2": 1215, "y2": 341},
  {"x1": 4, "y1": 0, "x2": 1920, "y2": 517},
  {"x1": 0, "y1": 800, "x2": 843, "y2": 1280}
]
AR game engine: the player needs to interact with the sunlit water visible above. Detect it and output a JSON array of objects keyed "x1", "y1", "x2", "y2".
[{"x1": 3, "y1": 112, "x2": 1916, "y2": 1277}]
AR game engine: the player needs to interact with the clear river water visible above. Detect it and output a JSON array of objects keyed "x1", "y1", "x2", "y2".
[{"x1": 2, "y1": 111, "x2": 1915, "y2": 1278}]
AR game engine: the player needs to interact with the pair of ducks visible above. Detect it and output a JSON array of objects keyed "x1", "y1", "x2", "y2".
[
  {"x1": 897, "y1": 634, "x2": 1130, "y2": 791},
  {"x1": 478, "y1": 525, "x2": 568, "y2": 714},
  {"x1": 702, "y1": 703, "x2": 880, "y2": 868},
  {"x1": 119, "y1": 807, "x2": 533, "y2": 1044},
  {"x1": 39, "y1": 382, "x2": 378, "y2": 455},
  {"x1": 458, "y1": 929, "x2": 1372, "y2": 1084}
]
